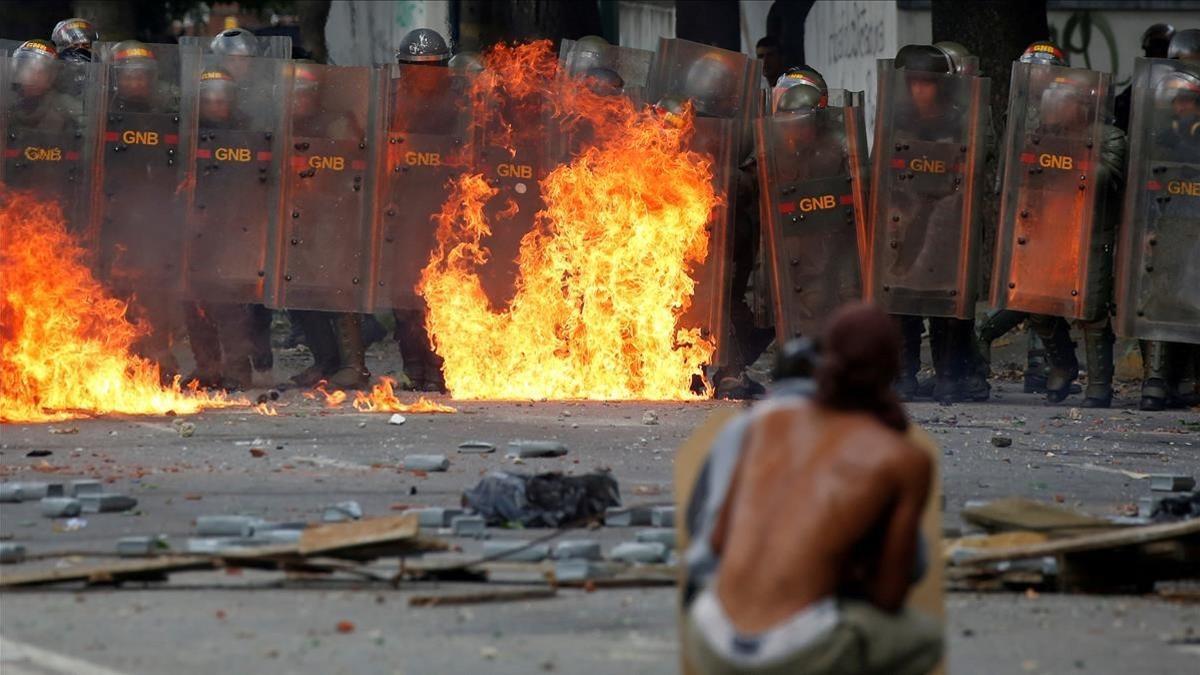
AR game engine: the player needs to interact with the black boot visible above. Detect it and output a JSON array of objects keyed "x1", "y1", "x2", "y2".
[
  {"x1": 249, "y1": 304, "x2": 274, "y2": 372},
  {"x1": 929, "y1": 318, "x2": 957, "y2": 404},
  {"x1": 394, "y1": 309, "x2": 430, "y2": 391},
  {"x1": 215, "y1": 304, "x2": 255, "y2": 391},
  {"x1": 289, "y1": 310, "x2": 339, "y2": 387},
  {"x1": 1030, "y1": 315, "x2": 1077, "y2": 403},
  {"x1": 329, "y1": 313, "x2": 369, "y2": 390},
  {"x1": 183, "y1": 301, "x2": 224, "y2": 388},
  {"x1": 1139, "y1": 340, "x2": 1171, "y2": 411},
  {"x1": 895, "y1": 315, "x2": 923, "y2": 401},
  {"x1": 1081, "y1": 318, "x2": 1114, "y2": 409}
]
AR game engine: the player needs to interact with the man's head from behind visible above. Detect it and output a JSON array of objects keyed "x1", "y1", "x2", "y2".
[{"x1": 815, "y1": 303, "x2": 907, "y2": 432}]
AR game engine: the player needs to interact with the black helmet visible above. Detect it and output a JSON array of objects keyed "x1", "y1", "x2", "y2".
[
  {"x1": 1142, "y1": 23, "x2": 1176, "y2": 56},
  {"x1": 396, "y1": 28, "x2": 450, "y2": 65},
  {"x1": 894, "y1": 44, "x2": 952, "y2": 74},
  {"x1": 569, "y1": 35, "x2": 610, "y2": 73},
  {"x1": 777, "y1": 81, "x2": 827, "y2": 113},
  {"x1": 934, "y1": 41, "x2": 976, "y2": 75},
  {"x1": 1169, "y1": 29, "x2": 1200, "y2": 62},
  {"x1": 582, "y1": 66, "x2": 624, "y2": 95},
  {"x1": 211, "y1": 28, "x2": 259, "y2": 57},
  {"x1": 1154, "y1": 65, "x2": 1200, "y2": 109},
  {"x1": 775, "y1": 66, "x2": 828, "y2": 97},
  {"x1": 51, "y1": 18, "x2": 98, "y2": 51},
  {"x1": 682, "y1": 52, "x2": 738, "y2": 117},
  {"x1": 59, "y1": 46, "x2": 93, "y2": 63},
  {"x1": 1019, "y1": 41, "x2": 1068, "y2": 68}
]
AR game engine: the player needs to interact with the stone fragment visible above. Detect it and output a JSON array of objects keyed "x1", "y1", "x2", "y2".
[
  {"x1": 0, "y1": 542, "x2": 27, "y2": 564},
  {"x1": 116, "y1": 535, "x2": 166, "y2": 557},
  {"x1": 40, "y1": 497, "x2": 82, "y2": 518},
  {"x1": 605, "y1": 506, "x2": 652, "y2": 527},
  {"x1": 0, "y1": 484, "x2": 20, "y2": 502},
  {"x1": 388, "y1": 413, "x2": 406, "y2": 425},
  {"x1": 178, "y1": 421, "x2": 196, "y2": 437},
  {"x1": 1150, "y1": 475, "x2": 1195, "y2": 492},
  {"x1": 79, "y1": 493, "x2": 138, "y2": 513},
  {"x1": 414, "y1": 507, "x2": 463, "y2": 528},
  {"x1": 68, "y1": 480, "x2": 103, "y2": 497},
  {"x1": 552, "y1": 539, "x2": 602, "y2": 561},
  {"x1": 554, "y1": 559, "x2": 609, "y2": 582},
  {"x1": 196, "y1": 515, "x2": 262, "y2": 536},
  {"x1": 322, "y1": 501, "x2": 363, "y2": 523},
  {"x1": 457, "y1": 441, "x2": 497, "y2": 454},
  {"x1": 240, "y1": 521, "x2": 307, "y2": 537},
  {"x1": 609, "y1": 541, "x2": 669, "y2": 564},
  {"x1": 642, "y1": 411, "x2": 659, "y2": 425},
  {"x1": 482, "y1": 540, "x2": 550, "y2": 562},
  {"x1": 650, "y1": 506, "x2": 676, "y2": 528},
  {"x1": 990, "y1": 436, "x2": 1013, "y2": 448},
  {"x1": 404, "y1": 454, "x2": 450, "y2": 472},
  {"x1": 450, "y1": 514, "x2": 487, "y2": 537},
  {"x1": 635, "y1": 528, "x2": 677, "y2": 550},
  {"x1": 507, "y1": 441, "x2": 568, "y2": 458}
]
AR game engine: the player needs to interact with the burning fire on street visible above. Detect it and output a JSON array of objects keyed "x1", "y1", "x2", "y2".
[
  {"x1": 419, "y1": 41, "x2": 719, "y2": 400},
  {"x1": 0, "y1": 192, "x2": 236, "y2": 423},
  {"x1": 352, "y1": 378, "x2": 457, "y2": 413}
]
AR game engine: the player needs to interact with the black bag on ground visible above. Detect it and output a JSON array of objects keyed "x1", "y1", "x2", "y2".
[{"x1": 462, "y1": 470, "x2": 620, "y2": 527}]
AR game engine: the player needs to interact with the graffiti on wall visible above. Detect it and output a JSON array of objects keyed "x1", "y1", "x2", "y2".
[{"x1": 1051, "y1": 10, "x2": 1128, "y2": 86}]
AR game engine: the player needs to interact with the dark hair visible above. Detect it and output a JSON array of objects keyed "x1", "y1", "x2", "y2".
[
  {"x1": 814, "y1": 303, "x2": 908, "y2": 432},
  {"x1": 756, "y1": 35, "x2": 779, "y2": 50}
]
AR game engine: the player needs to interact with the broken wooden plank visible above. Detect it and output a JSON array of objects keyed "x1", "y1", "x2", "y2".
[
  {"x1": 961, "y1": 497, "x2": 1121, "y2": 537},
  {"x1": 0, "y1": 556, "x2": 215, "y2": 588},
  {"x1": 409, "y1": 587, "x2": 557, "y2": 607},
  {"x1": 298, "y1": 513, "x2": 419, "y2": 556},
  {"x1": 959, "y1": 518, "x2": 1200, "y2": 566}
]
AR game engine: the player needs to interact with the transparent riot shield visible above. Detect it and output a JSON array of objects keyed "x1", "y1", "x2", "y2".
[
  {"x1": 178, "y1": 35, "x2": 291, "y2": 60},
  {"x1": 992, "y1": 63, "x2": 1111, "y2": 319},
  {"x1": 469, "y1": 79, "x2": 553, "y2": 309},
  {"x1": 266, "y1": 62, "x2": 379, "y2": 312},
  {"x1": 866, "y1": 61, "x2": 989, "y2": 319},
  {"x1": 559, "y1": 39, "x2": 653, "y2": 101},
  {"x1": 179, "y1": 51, "x2": 287, "y2": 304},
  {"x1": 373, "y1": 63, "x2": 473, "y2": 311},
  {"x1": 647, "y1": 38, "x2": 760, "y2": 369},
  {"x1": 0, "y1": 53, "x2": 103, "y2": 245},
  {"x1": 757, "y1": 94, "x2": 869, "y2": 343},
  {"x1": 91, "y1": 42, "x2": 193, "y2": 292},
  {"x1": 1116, "y1": 58, "x2": 1200, "y2": 344}
]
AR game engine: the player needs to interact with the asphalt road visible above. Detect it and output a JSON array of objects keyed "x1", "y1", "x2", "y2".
[{"x1": 1, "y1": 344, "x2": 1198, "y2": 674}]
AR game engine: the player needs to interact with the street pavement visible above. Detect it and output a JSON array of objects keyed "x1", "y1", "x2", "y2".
[{"x1": 1, "y1": 344, "x2": 1198, "y2": 674}]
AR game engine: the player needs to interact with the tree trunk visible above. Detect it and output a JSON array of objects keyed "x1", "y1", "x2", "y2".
[
  {"x1": 931, "y1": 0, "x2": 1049, "y2": 293},
  {"x1": 296, "y1": 0, "x2": 331, "y2": 64}
]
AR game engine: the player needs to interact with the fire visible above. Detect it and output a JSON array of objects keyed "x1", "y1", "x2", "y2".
[
  {"x1": 352, "y1": 377, "x2": 457, "y2": 413},
  {"x1": 253, "y1": 403, "x2": 278, "y2": 416},
  {"x1": 418, "y1": 41, "x2": 718, "y2": 400},
  {"x1": 303, "y1": 381, "x2": 346, "y2": 408},
  {"x1": 0, "y1": 191, "x2": 236, "y2": 423}
]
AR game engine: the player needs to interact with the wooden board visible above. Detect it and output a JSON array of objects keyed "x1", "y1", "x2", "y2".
[
  {"x1": 961, "y1": 497, "x2": 1121, "y2": 538},
  {"x1": 958, "y1": 518, "x2": 1200, "y2": 566}
]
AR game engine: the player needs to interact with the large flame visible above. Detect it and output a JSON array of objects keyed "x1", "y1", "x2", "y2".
[
  {"x1": 352, "y1": 377, "x2": 456, "y2": 413},
  {"x1": 0, "y1": 192, "x2": 236, "y2": 423},
  {"x1": 418, "y1": 41, "x2": 718, "y2": 400}
]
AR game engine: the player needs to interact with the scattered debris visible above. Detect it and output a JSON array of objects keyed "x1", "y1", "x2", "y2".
[
  {"x1": 25, "y1": 450, "x2": 52, "y2": 458},
  {"x1": 0, "y1": 482, "x2": 59, "y2": 502},
  {"x1": 605, "y1": 506, "x2": 652, "y2": 527},
  {"x1": 48, "y1": 427, "x2": 79, "y2": 435},
  {"x1": 609, "y1": 541, "x2": 669, "y2": 564},
  {"x1": 197, "y1": 515, "x2": 263, "y2": 537},
  {"x1": 991, "y1": 436, "x2": 1013, "y2": 448},
  {"x1": 410, "y1": 587, "x2": 556, "y2": 607},
  {"x1": 388, "y1": 414, "x2": 406, "y2": 426},
  {"x1": 1142, "y1": 492, "x2": 1200, "y2": 522},
  {"x1": 1151, "y1": 475, "x2": 1196, "y2": 493},
  {"x1": 463, "y1": 471, "x2": 620, "y2": 527},
  {"x1": 458, "y1": 441, "x2": 497, "y2": 454},
  {"x1": 650, "y1": 506, "x2": 676, "y2": 528},
  {"x1": 116, "y1": 536, "x2": 168, "y2": 557},
  {"x1": 414, "y1": 507, "x2": 464, "y2": 529},
  {"x1": 554, "y1": 559, "x2": 608, "y2": 583},
  {"x1": 79, "y1": 494, "x2": 137, "y2": 514},
  {"x1": 40, "y1": 497, "x2": 82, "y2": 518},
  {"x1": 322, "y1": 501, "x2": 364, "y2": 523},
  {"x1": 482, "y1": 540, "x2": 550, "y2": 562},
  {"x1": 335, "y1": 620, "x2": 356, "y2": 634},
  {"x1": 404, "y1": 455, "x2": 450, "y2": 472},
  {"x1": 635, "y1": 528, "x2": 676, "y2": 549},
  {"x1": 450, "y1": 515, "x2": 487, "y2": 538},
  {"x1": 962, "y1": 498, "x2": 1121, "y2": 538},
  {"x1": 68, "y1": 480, "x2": 102, "y2": 497},
  {"x1": 178, "y1": 422, "x2": 196, "y2": 438},
  {"x1": 641, "y1": 411, "x2": 659, "y2": 426},
  {"x1": 551, "y1": 540, "x2": 602, "y2": 561},
  {"x1": 249, "y1": 448, "x2": 268, "y2": 458},
  {"x1": 507, "y1": 441, "x2": 569, "y2": 458}
]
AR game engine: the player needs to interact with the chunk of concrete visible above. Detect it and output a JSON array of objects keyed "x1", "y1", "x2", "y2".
[
  {"x1": 116, "y1": 535, "x2": 166, "y2": 557},
  {"x1": 650, "y1": 506, "x2": 675, "y2": 528},
  {"x1": 609, "y1": 541, "x2": 669, "y2": 564},
  {"x1": 605, "y1": 506, "x2": 652, "y2": 527},
  {"x1": 68, "y1": 480, "x2": 103, "y2": 497},
  {"x1": 185, "y1": 537, "x2": 241, "y2": 554},
  {"x1": 240, "y1": 521, "x2": 307, "y2": 537},
  {"x1": 457, "y1": 441, "x2": 497, "y2": 454},
  {"x1": 2, "y1": 482, "x2": 57, "y2": 502},
  {"x1": 1150, "y1": 475, "x2": 1195, "y2": 492},
  {"x1": 322, "y1": 501, "x2": 363, "y2": 523},
  {"x1": 79, "y1": 493, "x2": 138, "y2": 514},
  {"x1": 0, "y1": 484, "x2": 22, "y2": 502},
  {"x1": 507, "y1": 440, "x2": 568, "y2": 458},
  {"x1": 0, "y1": 543, "x2": 27, "y2": 564},
  {"x1": 552, "y1": 539, "x2": 602, "y2": 561},
  {"x1": 196, "y1": 515, "x2": 263, "y2": 536},
  {"x1": 554, "y1": 559, "x2": 610, "y2": 582},
  {"x1": 404, "y1": 454, "x2": 450, "y2": 472},
  {"x1": 450, "y1": 514, "x2": 487, "y2": 537},
  {"x1": 635, "y1": 528, "x2": 677, "y2": 550},
  {"x1": 414, "y1": 507, "x2": 463, "y2": 529},
  {"x1": 242, "y1": 529, "x2": 302, "y2": 545},
  {"x1": 482, "y1": 540, "x2": 550, "y2": 562},
  {"x1": 40, "y1": 497, "x2": 82, "y2": 518}
]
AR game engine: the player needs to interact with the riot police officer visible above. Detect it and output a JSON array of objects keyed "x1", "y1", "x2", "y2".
[
  {"x1": 1116, "y1": 24, "x2": 1174, "y2": 132},
  {"x1": 6, "y1": 40, "x2": 74, "y2": 133},
  {"x1": 51, "y1": 17, "x2": 98, "y2": 63},
  {"x1": 388, "y1": 28, "x2": 454, "y2": 392},
  {"x1": 108, "y1": 40, "x2": 176, "y2": 112}
]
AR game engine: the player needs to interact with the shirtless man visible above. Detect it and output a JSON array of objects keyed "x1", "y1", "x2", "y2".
[{"x1": 686, "y1": 303, "x2": 942, "y2": 674}]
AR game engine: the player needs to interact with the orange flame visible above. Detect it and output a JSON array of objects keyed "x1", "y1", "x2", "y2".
[
  {"x1": 0, "y1": 192, "x2": 237, "y2": 423},
  {"x1": 305, "y1": 381, "x2": 346, "y2": 408},
  {"x1": 352, "y1": 377, "x2": 456, "y2": 413},
  {"x1": 252, "y1": 403, "x2": 278, "y2": 416},
  {"x1": 417, "y1": 41, "x2": 718, "y2": 400}
]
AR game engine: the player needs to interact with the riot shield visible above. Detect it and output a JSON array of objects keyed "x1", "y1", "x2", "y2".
[
  {"x1": 646, "y1": 38, "x2": 760, "y2": 369},
  {"x1": 0, "y1": 52, "x2": 102, "y2": 245},
  {"x1": 178, "y1": 35, "x2": 291, "y2": 60},
  {"x1": 559, "y1": 39, "x2": 653, "y2": 101},
  {"x1": 1115, "y1": 58, "x2": 1200, "y2": 344},
  {"x1": 756, "y1": 94, "x2": 869, "y2": 343},
  {"x1": 373, "y1": 63, "x2": 473, "y2": 311},
  {"x1": 266, "y1": 62, "x2": 379, "y2": 312},
  {"x1": 992, "y1": 63, "x2": 1111, "y2": 319},
  {"x1": 92, "y1": 42, "x2": 195, "y2": 291},
  {"x1": 180, "y1": 51, "x2": 287, "y2": 304},
  {"x1": 866, "y1": 61, "x2": 989, "y2": 319},
  {"x1": 469, "y1": 77, "x2": 553, "y2": 309}
]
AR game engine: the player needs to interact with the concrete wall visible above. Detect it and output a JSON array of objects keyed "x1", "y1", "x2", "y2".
[{"x1": 325, "y1": 0, "x2": 451, "y2": 67}]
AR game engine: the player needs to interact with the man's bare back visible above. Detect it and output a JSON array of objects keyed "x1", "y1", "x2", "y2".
[{"x1": 711, "y1": 400, "x2": 932, "y2": 634}]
